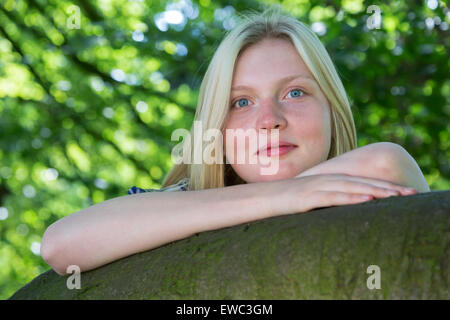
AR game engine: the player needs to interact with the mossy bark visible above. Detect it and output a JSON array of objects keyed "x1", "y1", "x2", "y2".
[{"x1": 10, "y1": 190, "x2": 450, "y2": 300}]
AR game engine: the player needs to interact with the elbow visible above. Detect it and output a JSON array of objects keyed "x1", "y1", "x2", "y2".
[
  {"x1": 40, "y1": 224, "x2": 69, "y2": 276},
  {"x1": 371, "y1": 142, "x2": 431, "y2": 192},
  {"x1": 370, "y1": 142, "x2": 403, "y2": 179}
]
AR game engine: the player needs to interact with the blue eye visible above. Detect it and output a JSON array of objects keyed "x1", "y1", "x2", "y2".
[
  {"x1": 234, "y1": 98, "x2": 250, "y2": 108},
  {"x1": 231, "y1": 88, "x2": 306, "y2": 109},
  {"x1": 287, "y1": 88, "x2": 305, "y2": 98}
]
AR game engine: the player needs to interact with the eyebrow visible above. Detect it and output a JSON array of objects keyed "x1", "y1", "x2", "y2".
[{"x1": 231, "y1": 74, "x2": 316, "y2": 92}]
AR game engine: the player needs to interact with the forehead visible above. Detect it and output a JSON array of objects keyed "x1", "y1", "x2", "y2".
[
  {"x1": 232, "y1": 38, "x2": 313, "y2": 83},
  {"x1": 231, "y1": 74, "x2": 316, "y2": 92}
]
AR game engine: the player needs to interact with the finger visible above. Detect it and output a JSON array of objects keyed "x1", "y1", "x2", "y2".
[
  {"x1": 314, "y1": 177, "x2": 401, "y2": 198},
  {"x1": 339, "y1": 180, "x2": 403, "y2": 198},
  {"x1": 310, "y1": 191, "x2": 374, "y2": 209},
  {"x1": 328, "y1": 174, "x2": 417, "y2": 195}
]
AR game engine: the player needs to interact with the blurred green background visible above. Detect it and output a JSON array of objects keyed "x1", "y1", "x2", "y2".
[{"x1": 0, "y1": 0, "x2": 448, "y2": 299}]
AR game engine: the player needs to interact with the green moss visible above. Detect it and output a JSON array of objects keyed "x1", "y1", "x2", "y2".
[{"x1": 9, "y1": 191, "x2": 450, "y2": 300}]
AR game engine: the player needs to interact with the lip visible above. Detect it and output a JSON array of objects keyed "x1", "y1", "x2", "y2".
[{"x1": 256, "y1": 141, "x2": 298, "y2": 156}]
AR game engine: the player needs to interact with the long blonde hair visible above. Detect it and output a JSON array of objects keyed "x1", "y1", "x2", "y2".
[{"x1": 162, "y1": 5, "x2": 357, "y2": 190}]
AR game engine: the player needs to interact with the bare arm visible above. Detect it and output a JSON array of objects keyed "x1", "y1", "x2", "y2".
[
  {"x1": 41, "y1": 143, "x2": 419, "y2": 276},
  {"x1": 297, "y1": 142, "x2": 430, "y2": 192},
  {"x1": 374, "y1": 142, "x2": 430, "y2": 192},
  {"x1": 41, "y1": 183, "x2": 270, "y2": 275}
]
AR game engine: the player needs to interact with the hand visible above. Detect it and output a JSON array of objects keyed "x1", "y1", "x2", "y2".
[{"x1": 262, "y1": 173, "x2": 417, "y2": 217}]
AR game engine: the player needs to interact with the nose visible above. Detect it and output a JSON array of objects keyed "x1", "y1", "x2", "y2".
[{"x1": 256, "y1": 100, "x2": 287, "y2": 131}]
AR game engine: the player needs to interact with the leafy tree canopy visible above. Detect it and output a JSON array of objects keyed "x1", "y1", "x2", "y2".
[{"x1": 0, "y1": 0, "x2": 448, "y2": 298}]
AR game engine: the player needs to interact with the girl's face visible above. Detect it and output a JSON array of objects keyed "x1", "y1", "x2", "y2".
[{"x1": 223, "y1": 37, "x2": 332, "y2": 183}]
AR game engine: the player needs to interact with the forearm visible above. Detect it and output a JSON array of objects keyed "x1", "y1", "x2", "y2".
[
  {"x1": 41, "y1": 183, "x2": 268, "y2": 275},
  {"x1": 297, "y1": 144, "x2": 372, "y2": 179}
]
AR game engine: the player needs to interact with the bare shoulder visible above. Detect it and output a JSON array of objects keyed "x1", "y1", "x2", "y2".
[
  {"x1": 297, "y1": 141, "x2": 430, "y2": 192},
  {"x1": 363, "y1": 142, "x2": 430, "y2": 192},
  {"x1": 357, "y1": 141, "x2": 407, "y2": 154},
  {"x1": 360, "y1": 142, "x2": 408, "y2": 163},
  {"x1": 296, "y1": 142, "x2": 398, "y2": 178},
  {"x1": 363, "y1": 142, "x2": 422, "y2": 171}
]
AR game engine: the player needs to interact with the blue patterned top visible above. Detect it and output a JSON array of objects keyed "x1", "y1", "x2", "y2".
[{"x1": 128, "y1": 177, "x2": 190, "y2": 195}]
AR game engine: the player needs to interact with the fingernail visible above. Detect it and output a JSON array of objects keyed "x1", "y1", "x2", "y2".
[{"x1": 386, "y1": 189, "x2": 399, "y2": 194}]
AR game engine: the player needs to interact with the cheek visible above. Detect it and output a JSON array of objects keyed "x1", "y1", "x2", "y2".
[
  {"x1": 224, "y1": 134, "x2": 235, "y2": 156},
  {"x1": 223, "y1": 117, "x2": 250, "y2": 152},
  {"x1": 300, "y1": 117, "x2": 325, "y2": 137},
  {"x1": 291, "y1": 107, "x2": 330, "y2": 139},
  {"x1": 224, "y1": 131, "x2": 247, "y2": 161}
]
